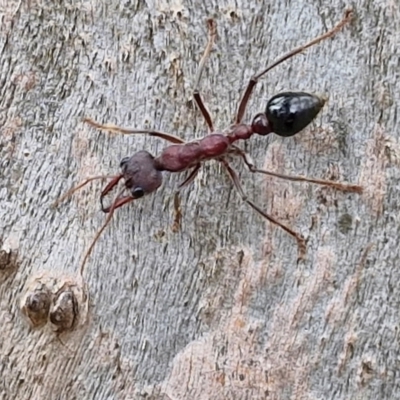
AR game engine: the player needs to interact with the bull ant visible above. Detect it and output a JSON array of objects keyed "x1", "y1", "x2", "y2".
[{"x1": 55, "y1": 10, "x2": 362, "y2": 275}]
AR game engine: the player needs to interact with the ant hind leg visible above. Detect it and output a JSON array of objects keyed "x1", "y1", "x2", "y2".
[
  {"x1": 232, "y1": 146, "x2": 362, "y2": 193},
  {"x1": 221, "y1": 159, "x2": 307, "y2": 258},
  {"x1": 192, "y1": 19, "x2": 217, "y2": 132},
  {"x1": 172, "y1": 164, "x2": 201, "y2": 232}
]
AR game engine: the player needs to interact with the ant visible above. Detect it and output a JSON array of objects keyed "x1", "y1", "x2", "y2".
[{"x1": 55, "y1": 9, "x2": 362, "y2": 275}]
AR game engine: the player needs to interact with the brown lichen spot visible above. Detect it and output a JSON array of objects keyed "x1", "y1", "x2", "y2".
[
  {"x1": 0, "y1": 117, "x2": 23, "y2": 157},
  {"x1": 337, "y1": 332, "x2": 357, "y2": 375},
  {"x1": 20, "y1": 284, "x2": 51, "y2": 328},
  {"x1": 1, "y1": 117, "x2": 22, "y2": 139},
  {"x1": 215, "y1": 371, "x2": 226, "y2": 386},
  {"x1": 103, "y1": 57, "x2": 116, "y2": 74},
  {"x1": 154, "y1": 229, "x2": 166, "y2": 241},
  {"x1": 49, "y1": 285, "x2": 78, "y2": 332},
  {"x1": 171, "y1": 5, "x2": 186, "y2": 21},
  {"x1": 383, "y1": 134, "x2": 400, "y2": 166},
  {"x1": 71, "y1": 130, "x2": 89, "y2": 159},
  {"x1": 357, "y1": 358, "x2": 375, "y2": 387},
  {"x1": 168, "y1": 52, "x2": 183, "y2": 85},
  {"x1": 223, "y1": 6, "x2": 242, "y2": 22},
  {"x1": 338, "y1": 212, "x2": 353, "y2": 234},
  {"x1": 11, "y1": 71, "x2": 37, "y2": 91},
  {"x1": 359, "y1": 124, "x2": 388, "y2": 217},
  {"x1": 157, "y1": 3, "x2": 188, "y2": 23},
  {"x1": 375, "y1": 81, "x2": 393, "y2": 110}
]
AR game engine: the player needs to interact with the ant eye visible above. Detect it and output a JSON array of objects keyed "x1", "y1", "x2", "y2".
[
  {"x1": 131, "y1": 187, "x2": 144, "y2": 199},
  {"x1": 120, "y1": 157, "x2": 130, "y2": 169},
  {"x1": 266, "y1": 92, "x2": 325, "y2": 137}
]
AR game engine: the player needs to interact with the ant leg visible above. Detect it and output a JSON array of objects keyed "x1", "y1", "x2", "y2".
[
  {"x1": 102, "y1": 194, "x2": 133, "y2": 213},
  {"x1": 84, "y1": 118, "x2": 185, "y2": 144},
  {"x1": 52, "y1": 175, "x2": 118, "y2": 208},
  {"x1": 100, "y1": 174, "x2": 123, "y2": 212},
  {"x1": 80, "y1": 190, "x2": 133, "y2": 275},
  {"x1": 232, "y1": 146, "x2": 363, "y2": 193},
  {"x1": 192, "y1": 19, "x2": 217, "y2": 131},
  {"x1": 178, "y1": 164, "x2": 201, "y2": 189},
  {"x1": 235, "y1": 9, "x2": 353, "y2": 123},
  {"x1": 101, "y1": 175, "x2": 123, "y2": 197},
  {"x1": 221, "y1": 159, "x2": 306, "y2": 258},
  {"x1": 171, "y1": 165, "x2": 201, "y2": 232}
]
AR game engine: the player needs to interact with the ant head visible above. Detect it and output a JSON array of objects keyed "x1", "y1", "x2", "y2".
[
  {"x1": 265, "y1": 92, "x2": 326, "y2": 137},
  {"x1": 120, "y1": 150, "x2": 162, "y2": 199}
]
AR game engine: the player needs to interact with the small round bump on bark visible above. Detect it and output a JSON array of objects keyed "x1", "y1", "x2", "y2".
[
  {"x1": 49, "y1": 285, "x2": 79, "y2": 333},
  {"x1": 20, "y1": 284, "x2": 51, "y2": 328}
]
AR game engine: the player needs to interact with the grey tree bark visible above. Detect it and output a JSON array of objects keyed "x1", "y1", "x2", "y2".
[{"x1": 1, "y1": 0, "x2": 399, "y2": 399}]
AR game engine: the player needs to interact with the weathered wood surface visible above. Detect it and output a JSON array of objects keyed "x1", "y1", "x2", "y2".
[{"x1": 1, "y1": 0, "x2": 399, "y2": 399}]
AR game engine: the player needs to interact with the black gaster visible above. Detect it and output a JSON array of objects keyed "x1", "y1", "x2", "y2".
[{"x1": 266, "y1": 92, "x2": 325, "y2": 137}]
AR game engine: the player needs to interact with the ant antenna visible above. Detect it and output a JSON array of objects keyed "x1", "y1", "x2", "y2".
[
  {"x1": 83, "y1": 118, "x2": 185, "y2": 144},
  {"x1": 53, "y1": 175, "x2": 118, "y2": 208}
]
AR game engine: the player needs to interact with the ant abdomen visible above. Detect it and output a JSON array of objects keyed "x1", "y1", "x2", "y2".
[{"x1": 266, "y1": 92, "x2": 325, "y2": 137}]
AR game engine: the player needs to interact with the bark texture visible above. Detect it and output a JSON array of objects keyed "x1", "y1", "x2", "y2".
[{"x1": 0, "y1": 0, "x2": 399, "y2": 399}]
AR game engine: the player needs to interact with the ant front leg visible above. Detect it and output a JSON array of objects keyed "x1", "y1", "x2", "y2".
[
  {"x1": 220, "y1": 159, "x2": 306, "y2": 258},
  {"x1": 192, "y1": 19, "x2": 217, "y2": 132},
  {"x1": 231, "y1": 146, "x2": 363, "y2": 193},
  {"x1": 177, "y1": 164, "x2": 201, "y2": 189},
  {"x1": 235, "y1": 9, "x2": 353, "y2": 123},
  {"x1": 100, "y1": 174, "x2": 123, "y2": 212},
  {"x1": 172, "y1": 164, "x2": 202, "y2": 232}
]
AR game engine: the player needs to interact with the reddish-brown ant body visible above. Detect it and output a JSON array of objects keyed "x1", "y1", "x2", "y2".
[{"x1": 56, "y1": 10, "x2": 362, "y2": 275}]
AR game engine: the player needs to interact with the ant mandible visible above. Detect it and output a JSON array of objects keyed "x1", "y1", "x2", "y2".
[{"x1": 55, "y1": 9, "x2": 362, "y2": 275}]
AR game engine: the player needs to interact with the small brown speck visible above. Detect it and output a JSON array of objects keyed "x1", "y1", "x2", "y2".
[{"x1": 338, "y1": 213, "x2": 353, "y2": 234}]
